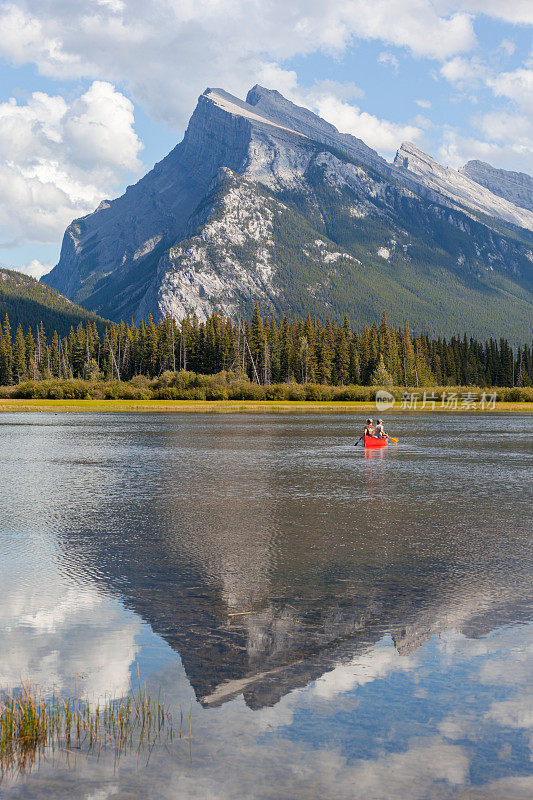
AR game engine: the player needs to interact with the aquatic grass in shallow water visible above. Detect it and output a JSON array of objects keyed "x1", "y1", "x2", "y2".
[{"x1": 0, "y1": 677, "x2": 191, "y2": 784}]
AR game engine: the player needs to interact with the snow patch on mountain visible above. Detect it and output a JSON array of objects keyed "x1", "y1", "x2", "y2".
[{"x1": 348, "y1": 205, "x2": 368, "y2": 218}]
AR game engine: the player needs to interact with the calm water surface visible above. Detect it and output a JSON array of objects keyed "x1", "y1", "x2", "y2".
[{"x1": 0, "y1": 412, "x2": 532, "y2": 799}]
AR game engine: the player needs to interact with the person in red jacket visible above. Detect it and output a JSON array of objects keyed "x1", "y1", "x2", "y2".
[{"x1": 364, "y1": 418, "x2": 375, "y2": 437}]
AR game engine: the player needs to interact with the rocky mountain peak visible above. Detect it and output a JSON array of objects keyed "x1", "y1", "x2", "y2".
[
  {"x1": 394, "y1": 141, "x2": 441, "y2": 170},
  {"x1": 460, "y1": 159, "x2": 533, "y2": 213},
  {"x1": 246, "y1": 85, "x2": 386, "y2": 172},
  {"x1": 41, "y1": 84, "x2": 533, "y2": 340},
  {"x1": 200, "y1": 87, "x2": 307, "y2": 139},
  {"x1": 246, "y1": 84, "x2": 338, "y2": 137},
  {"x1": 394, "y1": 142, "x2": 533, "y2": 229}
]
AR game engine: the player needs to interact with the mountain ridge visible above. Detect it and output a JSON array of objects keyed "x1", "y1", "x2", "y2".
[
  {"x1": 460, "y1": 160, "x2": 533, "y2": 213},
  {"x1": 393, "y1": 142, "x2": 533, "y2": 229},
  {"x1": 42, "y1": 85, "x2": 533, "y2": 341}
]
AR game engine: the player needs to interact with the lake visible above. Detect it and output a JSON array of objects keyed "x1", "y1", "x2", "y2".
[{"x1": 0, "y1": 412, "x2": 532, "y2": 799}]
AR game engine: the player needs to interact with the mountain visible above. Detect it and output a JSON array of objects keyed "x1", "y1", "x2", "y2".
[
  {"x1": 42, "y1": 86, "x2": 533, "y2": 341},
  {"x1": 393, "y1": 142, "x2": 533, "y2": 228},
  {"x1": 61, "y1": 429, "x2": 532, "y2": 711},
  {"x1": 460, "y1": 160, "x2": 533, "y2": 213},
  {"x1": 0, "y1": 268, "x2": 108, "y2": 336}
]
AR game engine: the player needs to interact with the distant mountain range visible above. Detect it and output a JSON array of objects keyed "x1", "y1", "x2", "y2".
[
  {"x1": 460, "y1": 160, "x2": 533, "y2": 213},
  {"x1": 0, "y1": 268, "x2": 108, "y2": 336},
  {"x1": 42, "y1": 86, "x2": 533, "y2": 341}
]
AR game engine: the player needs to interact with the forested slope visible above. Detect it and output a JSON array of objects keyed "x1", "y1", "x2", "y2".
[{"x1": 0, "y1": 269, "x2": 109, "y2": 337}]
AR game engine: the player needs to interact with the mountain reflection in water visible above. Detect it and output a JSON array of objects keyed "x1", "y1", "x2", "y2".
[{"x1": 0, "y1": 412, "x2": 532, "y2": 799}]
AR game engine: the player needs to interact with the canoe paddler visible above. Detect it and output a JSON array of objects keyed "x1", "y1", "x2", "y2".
[
  {"x1": 375, "y1": 418, "x2": 388, "y2": 439},
  {"x1": 364, "y1": 418, "x2": 375, "y2": 437}
]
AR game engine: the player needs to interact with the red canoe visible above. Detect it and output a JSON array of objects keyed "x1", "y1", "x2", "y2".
[{"x1": 364, "y1": 435, "x2": 388, "y2": 449}]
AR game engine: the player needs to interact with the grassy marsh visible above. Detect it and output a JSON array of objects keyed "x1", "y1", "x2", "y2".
[
  {"x1": 0, "y1": 678, "x2": 189, "y2": 784},
  {"x1": 0, "y1": 398, "x2": 531, "y2": 413}
]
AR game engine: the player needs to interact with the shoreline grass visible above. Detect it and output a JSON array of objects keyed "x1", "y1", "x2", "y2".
[
  {"x1": 0, "y1": 398, "x2": 531, "y2": 413},
  {"x1": 0, "y1": 679, "x2": 187, "y2": 784}
]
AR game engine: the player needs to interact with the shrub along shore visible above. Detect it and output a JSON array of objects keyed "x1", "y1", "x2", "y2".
[{"x1": 0, "y1": 372, "x2": 532, "y2": 412}]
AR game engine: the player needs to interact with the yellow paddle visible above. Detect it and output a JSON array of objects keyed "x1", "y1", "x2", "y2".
[{"x1": 387, "y1": 436, "x2": 398, "y2": 443}]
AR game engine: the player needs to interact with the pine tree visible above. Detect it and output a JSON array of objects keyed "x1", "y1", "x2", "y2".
[
  {"x1": 12, "y1": 324, "x2": 26, "y2": 382},
  {"x1": 316, "y1": 324, "x2": 332, "y2": 384},
  {"x1": 25, "y1": 328, "x2": 36, "y2": 379},
  {"x1": 50, "y1": 331, "x2": 60, "y2": 377},
  {"x1": 250, "y1": 304, "x2": 265, "y2": 379},
  {"x1": 304, "y1": 314, "x2": 317, "y2": 382},
  {"x1": 279, "y1": 317, "x2": 292, "y2": 382},
  {"x1": 348, "y1": 338, "x2": 360, "y2": 384},
  {"x1": 334, "y1": 328, "x2": 349, "y2": 385},
  {"x1": 369, "y1": 354, "x2": 394, "y2": 386},
  {"x1": 379, "y1": 312, "x2": 399, "y2": 382},
  {"x1": 0, "y1": 316, "x2": 13, "y2": 385},
  {"x1": 401, "y1": 320, "x2": 416, "y2": 386},
  {"x1": 297, "y1": 336, "x2": 310, "y2": 383}
]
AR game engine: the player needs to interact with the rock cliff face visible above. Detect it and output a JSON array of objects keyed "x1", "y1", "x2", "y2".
[
  {"x1": 461, "y1": 160, "x2": 533, "y2": 213},
  {"x1": 42, "y1": 85, "x2": 533, "y2": 339},
  {"x1": 393, "y1": 142, "x2": 533, "y2": 228}
]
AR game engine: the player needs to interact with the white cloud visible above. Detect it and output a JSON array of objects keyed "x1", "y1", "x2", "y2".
[
  {"x1": 476, "y1": 110, "x2": 531, "y2": 143},
  {"x1": 98, "y1": 0, "x2": 125, "y2": 10},
  {"x1": 337, "y1": 3, "x2": 476, "y2": 60},
  {"x1": 0, "y1": 552, "x2": 140, "y2": 700},
  {"x1": 439, "y1": 128, "x2": 533, "y2": 173},
  {"x1": 488, "y1": 64, "x2": 533, "y2": 112},
  {"x1": 488, "y1": 695, "x2": 533, "y2": 730},
  {"x1": 309, "y1": 79, "x2": 365, "y2": 102},
  {"x1": 438, "y1": 49, "x2": 533, "y2": 173},
  {"x1": 305, "y1": 92, "x2": 424, "y2": 155},
  {"x1": 411, "y1": 113, "x2": 433, "y2": 129},
  {"x1": 439, "y1": 93, "x2": 533, "y2": 173},
  {"x1": 436, "y1": 1, "x2": 533, "y2": 26},
  {"x1": 0, "y1": 80, "x2": 142, "y2": 246},
  {"x1": 64, "y1": 80, "x2": 142, "y2": 171},
  {"x1": 378, "y1": 51, "x2": 399, "y2": 73},
  {"x1": 9, "y1": 259, "x2": 52, "y2": 278},
  {"x1": 415, "y1": 98, "x2": 432, "y2": 108},
  {"x1": 312, "y1": 638, "x2": 417, "y2": 699},
  {"x1": 440, "y1": 55, "x2": 488, "y2": 87},
  {"x1": 499, "y1": 39, "x2": 516, "y2": 57},
  {"x1": 0, "y1": 1, "x2": 477, "y2": 133},
  {"x1": 255, "y1": 62, "x2": 300, "y2": 100},
  {"x1": 439, "y1": 50, "x2": 533, "y2": 114}
]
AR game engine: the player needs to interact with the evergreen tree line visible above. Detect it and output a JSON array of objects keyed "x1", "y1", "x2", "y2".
[{"x1": 0, "y1": 306, "x2": 532, "y2": 388}]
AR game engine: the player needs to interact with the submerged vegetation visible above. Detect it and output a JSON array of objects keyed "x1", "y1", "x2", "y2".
[{"x1": 0, "y1": 678, "x2": 189, "y2": 785}]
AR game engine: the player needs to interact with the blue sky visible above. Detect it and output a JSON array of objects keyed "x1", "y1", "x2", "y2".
[{"x1": 0, "y1": 1, "x2": 531, "y2": 277}]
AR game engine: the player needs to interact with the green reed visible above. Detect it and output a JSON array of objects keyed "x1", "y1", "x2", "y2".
[{"x1": 0, "y1": 676, "x2": 191, "y2": 784}]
